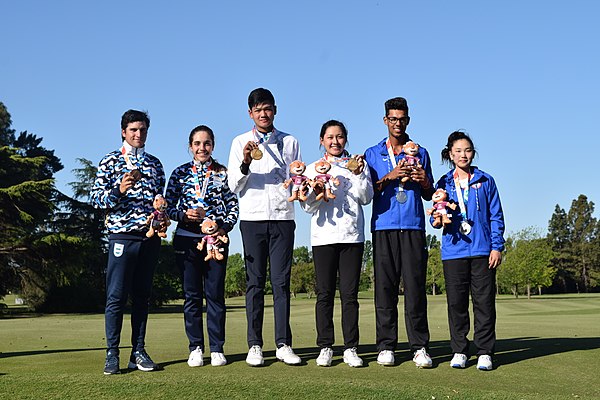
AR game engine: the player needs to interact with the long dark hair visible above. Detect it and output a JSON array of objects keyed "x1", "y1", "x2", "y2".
[{"x1": 189, "y1": 125, "x2": 226, "y2": 172}]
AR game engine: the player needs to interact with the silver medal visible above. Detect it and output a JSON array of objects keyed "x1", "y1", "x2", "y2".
[
  {"x1": 459, "y1": 221, "x2": 472, "y2": 235},
  {"x1": 396, "y1": 190, "x2": 407, "y2": 203}
]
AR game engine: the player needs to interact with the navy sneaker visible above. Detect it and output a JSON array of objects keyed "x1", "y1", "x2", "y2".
[
  {"x1": 128, "y1": 349, "x2": 158, "y2": 371},
  {"x1": 103, "y1": 350, "x2": 120, "y2": 375}
]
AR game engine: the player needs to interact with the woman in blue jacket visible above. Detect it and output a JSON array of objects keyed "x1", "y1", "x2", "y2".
[
  {"x1": 432, "y1": 131, "x2": 505, "y2": 371},
  {"x1": 165, "y1": 125, "x2": 239, "y2": 368}
]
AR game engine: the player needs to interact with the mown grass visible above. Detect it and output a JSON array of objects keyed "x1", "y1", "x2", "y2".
[{"x1": 1, "y1": 293, "x2": 599, "y2": 399}]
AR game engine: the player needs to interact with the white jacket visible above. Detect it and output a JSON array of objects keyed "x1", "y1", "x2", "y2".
[
  {"x1": 227, "y1": 128, "x2": 301, "y2": 221},
  {"x1": 301, "y1": 159, "x2": 374, "y2": 246}
]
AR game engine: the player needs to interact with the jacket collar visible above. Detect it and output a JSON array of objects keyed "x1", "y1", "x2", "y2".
[{"x1": 377, "y1": 134, "x2": 412, "y2": 155}]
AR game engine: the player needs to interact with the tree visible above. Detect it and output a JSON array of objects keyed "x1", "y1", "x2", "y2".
[
  {"x1": 0, "y1": 102, "x2": 62, "y2": 302},
  {"x1": 426, "y1": 246, "x2": 444, "y2": 295},
  {"x1": 225, "y1": 253, "x2": 246, "y2": 297},
  {"x1": 359, "y1": 240, "x2": 373, "y2": 291},
  {"x1": 548, "y1": 195, "x2": 600, "y2": 292},
  {"x1": 290, "y1": 246, "x2": 315, "y2": 298},
  {"x1": 425, "y1": 234, "x2": 444, "y2": 295},
  {"x1": 499, "y1": 228, "x2": 556, "y2": 298}
]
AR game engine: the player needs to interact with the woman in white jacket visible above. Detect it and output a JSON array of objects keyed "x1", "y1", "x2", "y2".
[{"x1": 301, "y1": 120, "x2": 374, "y2": 367}]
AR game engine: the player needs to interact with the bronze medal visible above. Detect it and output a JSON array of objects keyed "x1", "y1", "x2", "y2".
[
  {"x1": 251, "y1": 148, "x2": 263, "y2": 160},
  {"x1": 130, "y1": 169, "x2": 142, "y2": 181}
]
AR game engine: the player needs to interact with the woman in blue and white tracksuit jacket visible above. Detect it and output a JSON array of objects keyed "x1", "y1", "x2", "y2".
[
  {"x1": 165, "y1": 125, "x2": 238, "y2": 367},
  {"x1": 301, "y1": 120, "x2": 374, "y2": 368},
  {"x1": 431, "y1": 131, "x2": 505, "y2": 371}
]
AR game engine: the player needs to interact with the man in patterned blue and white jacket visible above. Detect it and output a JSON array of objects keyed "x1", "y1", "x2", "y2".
[{"x1": 91, "y1": 109, "x2": 165, "y2": 375}]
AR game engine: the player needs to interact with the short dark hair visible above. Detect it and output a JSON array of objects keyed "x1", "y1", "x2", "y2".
[
  {"x1": 319, "y1": 120, "x2": 348, "y2": 140},
  {"x1": 441, "y1": 130, "x2": 477, "y2": 166},
  {"x1": 384, "y1": 97, "x2": 409, "y2": 116},
  {"x1": 121, "y1": 109, "x2": 150, "y2": 131},
  {"x1": 248, "y1": 88, "x2": 275, "y2": 109}
]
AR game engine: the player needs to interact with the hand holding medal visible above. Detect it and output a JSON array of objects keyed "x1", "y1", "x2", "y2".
[
  {"x1": 119, "y1": 169, "x2": 141, "y2": 194},
  {"x1": 347, "y1": 155, "x2": 365, "y2": 175}
]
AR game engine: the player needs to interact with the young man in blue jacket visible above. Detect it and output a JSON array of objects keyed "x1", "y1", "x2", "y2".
[
  {"x1": 364, "y1": 97, "x2": 435, "y2": 367},
  {"x1": 91, "y1": 109, "x2": 165, "y2": 375}
]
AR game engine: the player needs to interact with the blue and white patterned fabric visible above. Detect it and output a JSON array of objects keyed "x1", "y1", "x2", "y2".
[
  {"x1": 165, "y1": 159, "x2": 239, "y2": 236},
  {"x1": 91, "y1": 145, "x2": 165, "y2": 235}
]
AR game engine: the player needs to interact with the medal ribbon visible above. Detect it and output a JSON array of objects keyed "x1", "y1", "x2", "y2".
[
  {"x1": 453, "y1": 170, "x2": 470, "y2": 220},
  {"x1": 386, "y1": 139, "x2": 404, "y2": 192},
  {"x1": 192, "y1": 161, "x2": 212, "y2": 200},
  {"x1": 323, "y1": 150, "x2": 351, "y2": 168},
  {"x1": 253, "y1": 126, "x2": 275, "y2": 146},
  {"x1": 121, "y1": 145, "x2": 142, "y2": 170},
  {"x1": 252, "y1": 126, "x2": 286, "y2": 169}
]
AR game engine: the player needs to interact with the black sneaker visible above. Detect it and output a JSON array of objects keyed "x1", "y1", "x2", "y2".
[
  {"x1": 128, "y1": 349, "x2": 158, "y2": 371},
  {"x1": 104, "y1": 350, "x2": 120, "y2": 375}
]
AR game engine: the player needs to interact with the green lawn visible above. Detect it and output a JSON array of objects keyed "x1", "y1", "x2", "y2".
[{"x1": 1, "y1": 293, "x2": 599, "y2": 400}]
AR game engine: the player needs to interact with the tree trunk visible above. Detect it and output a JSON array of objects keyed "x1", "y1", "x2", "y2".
[
  {"x1": 538, "y1": 285, "x2": 542, "y2": 295},
  {"x1": 512, "y1": 284, "x2": 519, "y2": 299},
  {"x1": 527, "y1": 284, "x2": 531, "y2": 299},
  {"x1": 432, "y1": 284, "x2": 436, "y2": 296}
]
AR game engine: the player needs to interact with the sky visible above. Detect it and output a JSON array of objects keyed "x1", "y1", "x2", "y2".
[{"x1": 2, "y1": 1, "x2": 599, "y2": 254}]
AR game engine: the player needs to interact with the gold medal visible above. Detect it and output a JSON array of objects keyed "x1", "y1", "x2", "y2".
[
  {"x1": 346, "y1": 158, "x2": 359, "y2": 173},
  {"x1": 251, "y1": 148, "x2": 263, "y2": 160}
]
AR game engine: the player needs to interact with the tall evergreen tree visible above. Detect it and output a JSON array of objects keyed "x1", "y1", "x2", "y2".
[
  {"x1": 548, "y1": 195, "x2": 600, "y2": 292},
  {"x1": 0, "y1": 102, "x2": 61, "y2": 300}
]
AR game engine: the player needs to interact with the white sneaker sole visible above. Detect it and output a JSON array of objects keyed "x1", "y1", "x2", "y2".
[
  {"x1": 246, "y1": 359, "x2": 264, "y2": 367},
  {"x1": 316, "y1": 359, "x2": 332, "y2": 367},
  {"x1": 127, "y1": 362, "x2": 156, "y2": 371},
  {"x1": 344, "y1": 359, "x2": 363, "y2": 368},
  {"x1": 377, "y1": 360, "x2": 394, "y2": 366},
  {"x1": 277, "y1": 357, "x2": 301, "y2": 365},
  {"x1": 415, "y1": 363, "x2": 433, "y2": 368},
  {"x1": 188, "y1": 361, "x2": 203, "y2": 367}
]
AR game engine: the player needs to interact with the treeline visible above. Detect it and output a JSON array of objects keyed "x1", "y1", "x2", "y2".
[{"x1": 1, "y1": 102, "x2": 599, "y2": 313}]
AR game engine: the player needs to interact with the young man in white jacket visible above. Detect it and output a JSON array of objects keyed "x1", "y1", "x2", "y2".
[{"x1": 227, "y1": 88, "x2": 302, "y2": 366}]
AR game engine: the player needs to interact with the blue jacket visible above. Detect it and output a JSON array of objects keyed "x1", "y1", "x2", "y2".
[
  {"x1": 365, "y1": 136, "x2": 435, "y2": 232},
  {"x1": 165, "y1": 160, "x2": 239, "y2": 235},
  {"x1": 432, "y1": 167, "x2": 505, "y2": 260},
  {"x1": 91, "y1": 147, "x2": 165, "y2": 237}
]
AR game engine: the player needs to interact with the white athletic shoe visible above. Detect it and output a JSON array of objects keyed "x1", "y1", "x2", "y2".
[
  {"x1": 477, "y1": 355, "x2": 493, "y2": 371},
  {"x1": 377, "y1": 350, "x2": 395, "y2": 366},
  {"x1": 210, "y1": 352, "x2": 227, "y2": 367},
  {"x1": 343, "y1": 347, "x2": 363, "y2": 368},
  {"x1": 413, "y1": 347, "x2": 433, "y2": 368},
  {"x1": 246, "y1": 345, "x2": 264, "y2": 367},
  {"x1": 316, "y1": 347, "x2": 333, "y2": 367},
  {"x1": 450, "y1": 353, "x2": 468, "y2": 369},
  {"x1": 187, "y1": 346, "x2": 204, "y2": 367},
  {"x1": 276, "y1": 344, "x2": 301, "y2": 365}
]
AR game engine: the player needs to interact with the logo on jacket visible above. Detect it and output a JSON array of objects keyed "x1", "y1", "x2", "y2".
[
  {"x1": 471, "y1": 183, "x2": 482, "y2": 189},
  {"x1": 113, "y1": 243, "x2": 124, "y2": 258}
]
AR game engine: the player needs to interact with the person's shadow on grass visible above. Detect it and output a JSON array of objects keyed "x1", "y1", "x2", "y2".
[{"x1": 427, "y1": 336, "x2": 600, "y2": 368}]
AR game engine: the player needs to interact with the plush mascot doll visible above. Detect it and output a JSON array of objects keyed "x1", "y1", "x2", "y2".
[
  {"x1": 312, "y1": 160, "x2": 340, "y2": 202},
  {"x1": 427, "y1": 188, "x2": 457, "y2": 228},
  {"x1": 401, "y1": 141, "x2": 421, "y2": 183},
  {"x1": 146, "y1": 194, "x2": 171, "y2": 238},
  {"x1": 197, "y1": 218, "x2": 229, "y2": 261},
  {"x1": 283, "y1": 160, "x2": 310, "y2": 202}
]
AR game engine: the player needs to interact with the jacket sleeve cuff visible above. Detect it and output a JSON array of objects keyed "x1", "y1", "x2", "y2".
[{"x1": 240, "y1": 162, "x2": 250, "y2": 175}]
